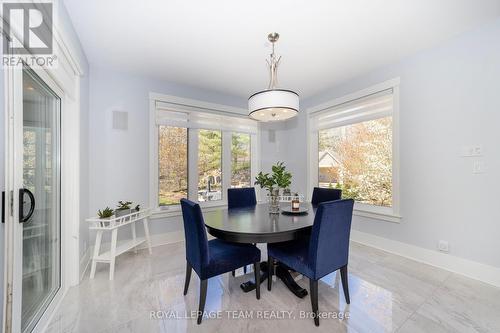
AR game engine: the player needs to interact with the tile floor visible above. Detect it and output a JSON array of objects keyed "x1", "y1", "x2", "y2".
[{"x1": 46, "y1": 242, "x2": 500, "y2": 333}]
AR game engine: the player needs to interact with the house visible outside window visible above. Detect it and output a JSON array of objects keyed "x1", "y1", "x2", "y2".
[
  {"x1": 309, "y1": 80, "x2": 400, "y2": 221},
  {"x1": 318, "y1": 116, "x2": 392, "y2": 207}
]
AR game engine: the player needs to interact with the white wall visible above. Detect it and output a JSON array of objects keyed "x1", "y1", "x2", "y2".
[
  {"x1": 88, "y1": 67, "x2": 249, "y2": 242},
  {"x1": 58, "y1": 1, "x2": 91, "y2": 275},
  {"x1": 79, "y1": 71, "x2": 90, "y2": 260},
  {"x1": 286, "y1": 18, "x2": 500, "y2": 269},
  {"x1": 85, "y1": 15, "x2": 500, "y2": 278}
]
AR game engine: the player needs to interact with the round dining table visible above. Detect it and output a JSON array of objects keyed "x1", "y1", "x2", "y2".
[{"x1": 203, "y1": 202, "x2": 317, "y2": 298}]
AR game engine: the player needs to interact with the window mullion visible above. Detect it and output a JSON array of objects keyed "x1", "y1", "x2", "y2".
[
  {"x1": 188, "y1": 128, "x2": 199, "y2": 201},
  {"x1": 222, "y1": 131, "x2": 231, "y2": 203},
  {"x1": 250, "y1": 134, "x2": 259, "y2": 200}
]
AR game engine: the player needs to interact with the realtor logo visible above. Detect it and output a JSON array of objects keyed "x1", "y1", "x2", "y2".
[{"x1": 2, "y1": 2, "x2": 53, "y2": 55}]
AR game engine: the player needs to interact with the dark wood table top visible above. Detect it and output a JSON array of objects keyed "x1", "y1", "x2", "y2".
[{"x1": 203, "y1": 202, "x2": 316, "y2": 244}]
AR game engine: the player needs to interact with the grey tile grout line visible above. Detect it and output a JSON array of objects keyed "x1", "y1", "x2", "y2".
[{"x1": 392, "y1": 272, "x2": 453, "y2": 333}]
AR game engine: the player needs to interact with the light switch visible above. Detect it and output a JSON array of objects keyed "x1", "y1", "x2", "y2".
[
  {"x1": 461, "y1": 145, "x2": 483, "y2": 157},
  {"x1": 472, "y1": 160, "x2": 485, "y2": 174}
]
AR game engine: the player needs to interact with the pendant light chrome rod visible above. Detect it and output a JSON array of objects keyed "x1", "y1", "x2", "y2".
[
  {"x1": 267, "y1": 32, "x2": 281, "y2": 90},
  {"x1": 248, "y1": 32, "x2": 299, "y2": 122}
]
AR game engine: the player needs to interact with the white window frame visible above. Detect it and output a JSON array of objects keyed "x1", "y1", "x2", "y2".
[
  {"x1": 307, "y1": 78, "x2": 401, "y2": 223},
  {"x1": 149, "y1": 93, "x2": 260, "y2": 218}
]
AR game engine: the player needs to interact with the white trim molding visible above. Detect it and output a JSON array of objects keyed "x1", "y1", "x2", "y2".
[
  {"x1": 79, "y1": 247, "x2": 92, "y2": 282},
  {"x1": 307, "y1": 78, "x2": 401, "y2": 222},
  {"x1": 351, "y1": 230, "x2": 500, "y2": 288},
  {"x1": 1, "y1": 5, "x2": 87, "y2": 331},
  {"x1": 149, "y1": 92, "x2": 261, "y2": 217}
]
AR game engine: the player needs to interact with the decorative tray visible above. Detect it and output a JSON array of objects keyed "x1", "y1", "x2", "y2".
[{"x1": 281, "y1": 207, "x2": 309, "y2": 215}]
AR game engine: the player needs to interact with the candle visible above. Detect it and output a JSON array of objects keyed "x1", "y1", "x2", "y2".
[{"x1": 291, "y1": 193, "x2": 300, "y2": 211}]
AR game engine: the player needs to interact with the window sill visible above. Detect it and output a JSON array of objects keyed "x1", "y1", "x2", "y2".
[
  {"x1": 151, "y1": 203, "x2": 228, "y2": 219},
  {"x1": 353, "y1": 207, "x2": 401, "y2": 223},
  {"x1": 151, "y1": 202, "x2": 402, "y2": 223}
]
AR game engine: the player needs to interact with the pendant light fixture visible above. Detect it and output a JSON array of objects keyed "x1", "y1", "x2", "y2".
[{"x1": 248, "y1": 33, "x2": 299, "y2": 122}]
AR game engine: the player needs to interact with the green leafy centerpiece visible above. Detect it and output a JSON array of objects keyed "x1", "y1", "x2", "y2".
[{"x1": 254, "y1": 161, "x2": 292, "y2": 214}]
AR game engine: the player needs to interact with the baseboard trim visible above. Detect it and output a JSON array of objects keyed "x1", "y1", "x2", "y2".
[
  {"x1": 79, "y1": 247, "x2": 92, "y2": 282},
  {"x1": 350, "y1": 230, "x2": 500, "y2": 288}
]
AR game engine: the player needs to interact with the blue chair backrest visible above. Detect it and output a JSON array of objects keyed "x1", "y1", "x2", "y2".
[
  {"x1": 308, "y1": 199, "x2": 354, "y2": 278},
  {"x1": 311, "y1": 187, "x2": 342, "y2": 205},
  {"x1": 180, "y1": 199, "x2": 209, "y2": 273},
  {"x1": 227, "y1": 187, "x2": 257, "y2": 209}
]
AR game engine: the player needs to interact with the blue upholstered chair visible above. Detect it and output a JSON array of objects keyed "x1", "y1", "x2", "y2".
[
  {"x1": 227, "y1": 187, "x2": 257, "y2": 209},
  {"x1": 180, "y1": 199, "x2": 261, "y2": 324},
  {"x1": 227, "y1": 187, "x2": 258, "y2": 275},
  {"x1": 311, "y1": 187, "x2": 342, "y2": 205},
  {"x1": 267, "y1": 199, "x2": 354, "y2": 326}
]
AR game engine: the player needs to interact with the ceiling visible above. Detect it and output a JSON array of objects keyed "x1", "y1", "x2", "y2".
[{"x1": 63, "y1": 0, "x2": 500, "y2": 99}]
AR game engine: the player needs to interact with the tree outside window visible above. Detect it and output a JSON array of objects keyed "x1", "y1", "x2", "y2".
[
  {"x1": 231, "y1": 133, "x2": 251, "y2": 188},
  {"x1": 158, "y1": 126, "x2": 188, "y2": 206},
  {"x1": 319, "y1": 116, "x2": 392, "y2": 207}
]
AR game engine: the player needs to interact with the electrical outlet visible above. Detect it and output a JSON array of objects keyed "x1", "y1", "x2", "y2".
[{"x1": 438, "y1": 240, "x2": 449, "y2": 253}]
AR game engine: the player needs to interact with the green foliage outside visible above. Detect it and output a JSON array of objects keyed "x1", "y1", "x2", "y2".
[
  {"x1": 198, "y1": 129, "x2": 222, "y2": 187},
  {"x1": 231, "y1": 133, "x2": 251, "y2": 187},
  {"x1": 158, "y1": 128, "x2": 252, "y2": 205},
  {"x1": 319, "y1": 117, "x2": 392, "y2": 207}
]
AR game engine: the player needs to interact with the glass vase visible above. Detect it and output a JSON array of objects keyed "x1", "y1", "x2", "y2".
[{"x1": 268, "y1": 188, "x2": 280, "y2": 214}]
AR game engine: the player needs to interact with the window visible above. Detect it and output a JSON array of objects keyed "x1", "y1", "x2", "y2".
[
  {"x1": 151, "y1": 95, "x2": 259, "y2": 212},
  {"x1": 231, "y1": 133, "x2": 251, "y2": 188},
  {"x1": 319, "y1": 117, "x2": 392, "y2": 207},
  {"x1": 198, "y1": 129, "x2": 222, "y2": 202},
  {"x1": 158, "y1": 126, "x2": 188, "y2": 206},
  {"x1": 309, "y1": 80, "x2": 399, "y2": 220}
]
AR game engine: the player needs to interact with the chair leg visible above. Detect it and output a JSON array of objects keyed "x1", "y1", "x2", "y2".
[
  {"x1": 253, "y1": 261, "x2": 260, "y2": 299},
  {"x1": 244, "y1": 265, "x2": 247, "y2": 274},
  {"x1": 183, "y1": 262, "x2": 192, "y2": 295},
  {"x1": 310, "y1": 279, "x2": 319, "y2": 326},
  {"x1": 267, "y1": 255, "x2": 273, "y2": 291},
  {"x1": 197, "y1": 279, "x2": 208, "y2": 325},
  {"x1": 340, "y1": 264, "x2": 350, "y2": 304}
]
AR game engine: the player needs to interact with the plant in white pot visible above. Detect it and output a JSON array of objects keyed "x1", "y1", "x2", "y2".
[
  {"x1": 115, "y1": 201, "x2": 133, "y2": 217},
  {"x1": 97, "y1": 207, "x2": 114, "y2": 219}
]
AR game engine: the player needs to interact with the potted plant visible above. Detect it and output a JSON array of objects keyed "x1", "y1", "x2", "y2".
[
  {"x1": 255, "y1": 171, "x2": 279, "y2": 214},
  {"x1": 115, "y1": 201, "x2": 133, "y2": 217},
  {"x1": 272, "y1": 161, "x2": 292, "y2": 196},
  {"x1": 97, "y1": 207, "x2": 114, "y2": 219},
  {"x1": 255, "y1": 162, "x2": 293, "y2": 214}
]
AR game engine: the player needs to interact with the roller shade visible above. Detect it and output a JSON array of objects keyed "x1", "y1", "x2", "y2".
[
  {"x1": 156, "y1": 101, "x2": 258, "y2": 134},
  {"x1": 310, "y1": 89, "x2": 393, "y2": 131}
]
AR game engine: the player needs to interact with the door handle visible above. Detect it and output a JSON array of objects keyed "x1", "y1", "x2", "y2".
[{"x1": 19, "y1": 188, "x2": 35, "y2": 223}]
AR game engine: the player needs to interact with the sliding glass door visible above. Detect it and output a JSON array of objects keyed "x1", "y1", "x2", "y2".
[
  {"x1": 20, "y1": 68, "x2": 61, "y2": 332},
  {"x1": 4, "y1": 66, "x2": 62, "y2": 333}
]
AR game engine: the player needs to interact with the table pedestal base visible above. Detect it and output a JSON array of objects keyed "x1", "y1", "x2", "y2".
[{"x1": 240, "y1": 262, "x2": 308, "y2": 298}]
